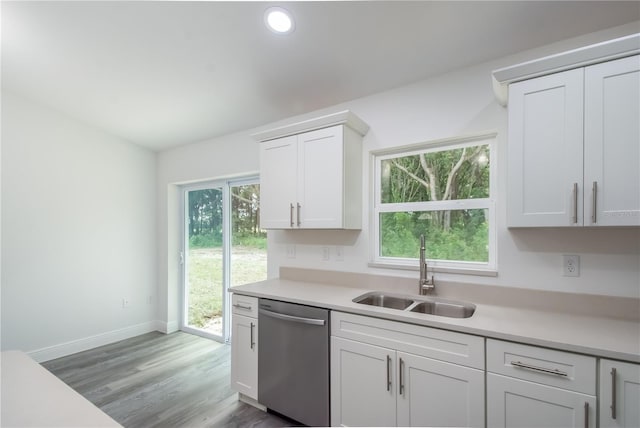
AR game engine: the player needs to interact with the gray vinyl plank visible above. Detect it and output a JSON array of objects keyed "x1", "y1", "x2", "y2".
[{"x1": 42, "y1": 331, "x2": 298, "y2": 427}]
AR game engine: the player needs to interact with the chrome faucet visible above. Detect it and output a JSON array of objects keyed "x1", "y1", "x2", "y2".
[{"x1": 419, "y1": 234, "x2": 435, "y2": 295}]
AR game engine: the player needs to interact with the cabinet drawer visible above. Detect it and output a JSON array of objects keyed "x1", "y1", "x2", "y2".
[
  {"x1": 331, "y1": 311, "x2": 484, "y2": 369},
  {"x1": 232, "y1": 294, "x2": 258, "y2": 318},
  {"x1": 487, "y1": 339, "x2": 596, "y2": 395}
]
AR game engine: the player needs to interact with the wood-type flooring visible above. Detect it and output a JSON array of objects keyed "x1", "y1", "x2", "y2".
[{"x1": 42, "y1": 331, "x2": 297, "y2": 428}]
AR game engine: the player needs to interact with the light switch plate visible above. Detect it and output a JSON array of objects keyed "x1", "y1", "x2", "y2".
[{"x1": 286, "y1": 244, "x2": 296, "y2": 259}]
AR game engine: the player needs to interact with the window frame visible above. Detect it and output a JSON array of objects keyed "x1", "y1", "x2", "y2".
[{"x1": 369, "y1": 132, "x2": 497, "y2": 276}]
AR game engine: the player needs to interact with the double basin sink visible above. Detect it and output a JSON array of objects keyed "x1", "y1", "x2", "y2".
[{"x1": 353, "y1": 291, "x2": 475, "y2": 319}]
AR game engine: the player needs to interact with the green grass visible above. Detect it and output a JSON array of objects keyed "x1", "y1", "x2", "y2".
[
  {"x1": 187, "y1": 245, "x2": 267, "y2": 329},
  {"x1": 189, "y1": 233, "x2": 267, "y2": 249}
]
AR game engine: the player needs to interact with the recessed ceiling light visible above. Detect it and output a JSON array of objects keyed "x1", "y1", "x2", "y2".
[{"x1": 264, "y1": 7, "x2": 294, "y2": 34}]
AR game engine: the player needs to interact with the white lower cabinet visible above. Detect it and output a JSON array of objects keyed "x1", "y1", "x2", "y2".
[
  {"x1": 487, "y1": 339, "x2": 596, "y2": 428},
  {"x1": 228, "y1": 296, "x2": 636, "y2": 428},
  {"x1": 396, "y1": 350, "x2": 484, "y2": 427},
  {"x1": 488, "y1": 373, "x2": 596, "y2": 428},
  {"x1": 331, "y1": 337, "x2": 396, "y2": 427},
  {"x1": 330, "y1": 312, "x2": 484, "y2": 427},
  {"x1": 600, "y1": 359, "x2": 640, "y2": 428},
  {"x1": 230, "y1": 295, "x2": 258, "y2": 400}
]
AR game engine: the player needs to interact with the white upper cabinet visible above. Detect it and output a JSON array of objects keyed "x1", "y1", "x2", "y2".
[
  {"x1": 508, "y1": 55, "x2": 640, "y2": 227},
  {"x1": 296, "y1": 126, "x2": 351, "y2": 229},
  {"x1": 508, "y1": 68, "x2": 584, "y2": 227},
  {"x1": 584, "y1": 56, "x2": 640, "y2": 226},
  {"x1": 259, "y1": 135, "x2": 298, "y2": 229},
  {"x1": 256, "y1": 111, "x2": 368, "y2": 229}
]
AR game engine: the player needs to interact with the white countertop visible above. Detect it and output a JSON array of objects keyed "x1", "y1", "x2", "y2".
[
  {"x1": 230, "y1": 278, "x2": 640, "y2": 363},
  {"x1": 1, "y1": 350, "x2": 122, "y2": 427}
]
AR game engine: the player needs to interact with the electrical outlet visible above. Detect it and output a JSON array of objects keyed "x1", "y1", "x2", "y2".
[
  {"x1": 335, "y1": 246, "x2": 344, "y2": 261},
  {"x1": 322, "y1": 246, "x2": 331, "y2": 261},
  {"x1": 122, "y1": 298, "x2": 130, "y2": 308},
  {"x1": 563, "y1": 255, "x2": 580, "y2": 277}
]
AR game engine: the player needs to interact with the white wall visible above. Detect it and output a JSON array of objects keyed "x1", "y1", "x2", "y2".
[
  {"x1": 155, "y1": 23, "x2": 640, "y2": 330},
  {"x1": 1, "y1": 92, "x2": 158, "y2": 360}
]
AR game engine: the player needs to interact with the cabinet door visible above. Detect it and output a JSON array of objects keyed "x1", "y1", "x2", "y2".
[
  {"x1": 259, "y1": 135, "x2": 298, "y2": 229},
  {"x1": 397, "y1": 352, "x2": 484, "y2": 427},
  {"x1": 488, "y1": 373, "x2": 596, "y2": 428},
  {"x1": 331, "y1": 336, "x2": 396, "y2": 427},
  {"x1": 297, "y1": 125, "x2": 344, "y2": 229},
  {"x1": 600, "y1": 359, "x2": 640, "y2": 428},
  {"x1": 230, "y1": 314, "x2": 258, "y2": 399},
  {"x1": 507, "y1": 69, "x2": 584, "y2": 227},
  {"x1": 584, "y1": 55, "x2": 640, "y2": 226}
]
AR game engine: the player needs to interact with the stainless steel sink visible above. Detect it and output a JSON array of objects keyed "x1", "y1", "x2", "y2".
[
  {"x1": 352, "y1": 291, "x2": 476, "y2": 318},
  {"x1": 352, "y1": 292, "x2": 414, "y2": 310},
  {"x1": 409, "y1": 300, "x2": 476, "y2": 318}
]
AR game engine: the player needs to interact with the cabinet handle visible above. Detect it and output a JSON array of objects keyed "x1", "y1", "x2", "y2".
[
  {"x1": 584, "y1": 402, "x2": 589, "y2": 428},
  {"x1": 510, "y1": 360, "x2": 568, "y2": 377},
  {"x1": 611, "y1": 367, "x2": 617, "y2": 419},
  {"x1": 233, "y1": 303, "x2": 252, "y2": 311},
  {"x1": 592, "y1": 181, "x2": 597, "y2": 224},
  {"x1": 399, "y1": 357, "x2": 405, "y2": 396},
  {"x1": 296, "y1": 203, "x2": 301, "y2": 227},
  {"x1": 250, "y1": 322, "x2": 255, "y2": 350},
  {"x1": 290, "y1": 203, "x2": 294, "y2": 227},
  {"x1": 386, "y1": 355, "x2": 391, "y2": 391},
  {"x1": 572, "y1": 183, "x2": 578, "y2": 224}
]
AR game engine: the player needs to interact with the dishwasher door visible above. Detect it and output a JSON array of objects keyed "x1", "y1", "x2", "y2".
[{"x1": 258, "y1": 299, "x2": 330, "y2": 427}]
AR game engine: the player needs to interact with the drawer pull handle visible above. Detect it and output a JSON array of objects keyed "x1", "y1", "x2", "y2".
[
  {"x1": 510, "y1": 360, "x2": 568, "y2": 377},
  {"x1": 611, "y1": 367, "x2": 617, "y2": 419},
  {"x1": 233, "y1": 303, "x2": 252, "y2": 311}
]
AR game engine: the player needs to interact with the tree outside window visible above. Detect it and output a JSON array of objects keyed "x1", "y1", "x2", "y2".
[{"x1": 373, "y1": 136, "x2": 495, "y2": 272}]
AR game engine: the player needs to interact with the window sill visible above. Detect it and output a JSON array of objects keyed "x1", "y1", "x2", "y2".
[{"x1": 368, "y1": 262, "x2": 498, "y2": 277}]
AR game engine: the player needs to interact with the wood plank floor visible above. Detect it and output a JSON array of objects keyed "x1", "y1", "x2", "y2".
[{"x1": 42, "y1": 331, "x2": 297, "y2": 427}]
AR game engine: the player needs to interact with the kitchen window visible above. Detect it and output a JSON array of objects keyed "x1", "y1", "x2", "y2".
[{"x1": 371, "y1": 134, "x2": 496, "y2": 275}]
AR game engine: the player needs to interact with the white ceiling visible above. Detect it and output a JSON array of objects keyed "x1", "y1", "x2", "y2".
[{"x1": 2, "y1": 1, "x2": 639, "y2": 151}]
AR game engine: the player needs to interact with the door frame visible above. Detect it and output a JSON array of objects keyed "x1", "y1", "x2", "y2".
[{"x1": 179, "y1": 175, "x2": 260, "y2": 343}]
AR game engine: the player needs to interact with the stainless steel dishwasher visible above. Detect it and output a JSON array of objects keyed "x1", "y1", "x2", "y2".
[{"x1": 258, "y1": 298, "x2": 330, "y2": 426}]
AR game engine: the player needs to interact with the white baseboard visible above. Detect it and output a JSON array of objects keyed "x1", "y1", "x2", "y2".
[
  {"x1": 238, "y1": 393, "x2": 267, "y2": 411},
  {"x1": 28, "y1": 321, "x2": 160, "y2": 363},
  {"x1": 156, "y1": 319, "x2": 179, "y2": 334}
]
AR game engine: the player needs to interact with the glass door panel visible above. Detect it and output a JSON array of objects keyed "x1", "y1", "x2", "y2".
[
  {"x1": 185, "y1": 187, "x2": 224, "y2": 338},
  {"x1": 231, "y1": 183, "x2": 267, "y2": 288},
  {"x1": 182, "y1": 177, "x2": 267, "y2": 343}
]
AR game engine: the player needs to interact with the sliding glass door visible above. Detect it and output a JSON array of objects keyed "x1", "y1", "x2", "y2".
[{"x1": 182, "y1": 177, "x2": 266, "y2": 342}]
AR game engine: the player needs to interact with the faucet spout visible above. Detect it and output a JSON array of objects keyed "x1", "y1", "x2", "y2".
[{"x1": 419, "y1": 234, "x2": 435, "y2": 295}]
